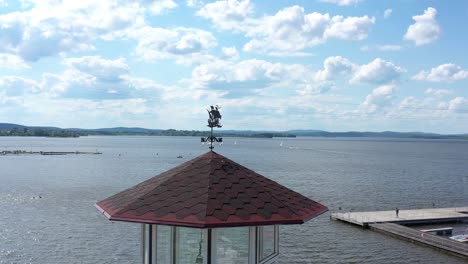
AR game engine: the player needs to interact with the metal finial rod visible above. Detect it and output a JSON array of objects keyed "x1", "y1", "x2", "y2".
[{"x1": 209, "y1": 126, "x2": 214, "y2": 151}]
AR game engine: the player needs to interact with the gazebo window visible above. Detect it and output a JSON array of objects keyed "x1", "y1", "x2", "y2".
[
  {"x1": 142, "y1": 224, "x2": 282, "y2": 264},
  {"x1": 212, "y1": 227, "x2": 250, "y2": 263},
  {"x1": 175, "y1": 227, "x2": 207, "y2": 264},
  {"x1": 156, "y1": 225, "x2": 171, "y2": 264},
  {"x1": 258, "y1": 225, "x2": 279, "y2": 263}
]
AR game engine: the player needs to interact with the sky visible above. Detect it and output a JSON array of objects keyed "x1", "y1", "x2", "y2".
[{"x1": 0, "y1": 0, "x2": 467, "y2": 133}]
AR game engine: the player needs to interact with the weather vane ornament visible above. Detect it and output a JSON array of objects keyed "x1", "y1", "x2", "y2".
[
  {"x1": 201, "y1": 105, "x2": 223, "y2": 151},
  {"x1": 207, "y1": 105, "x2": 222, "y2": 128}
]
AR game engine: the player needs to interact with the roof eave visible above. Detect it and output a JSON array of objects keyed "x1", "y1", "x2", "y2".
[
  {"x1": 302, "y1": 206, "x2": 329, "y2": 223},
  {"x1": 95, "y1": 203, "x2": 114, "y2": 219},
  {"x1": 101, "y1": 208, "x2": 329, "y2": 229}
]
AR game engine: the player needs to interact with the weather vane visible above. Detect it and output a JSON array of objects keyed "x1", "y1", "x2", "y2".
[{"x1": 201, "y1": 105, "x2": 223, "y2": 151}]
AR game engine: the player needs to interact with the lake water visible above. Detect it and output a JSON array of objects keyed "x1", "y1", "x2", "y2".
[{"x1": 0, "y1": 136, "x2": 467, "y2": 264}]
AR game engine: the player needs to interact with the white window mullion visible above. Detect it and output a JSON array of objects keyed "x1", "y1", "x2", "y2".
[{"x1": 251, "y1": 226, "x2": 258, "y2": 264}]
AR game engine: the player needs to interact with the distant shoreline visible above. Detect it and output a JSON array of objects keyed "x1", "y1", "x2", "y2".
[{"x1": 0, "y1": 122, "x2": 467, "y2": 140}]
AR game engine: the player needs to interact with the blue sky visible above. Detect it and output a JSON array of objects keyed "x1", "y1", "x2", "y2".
[{"x1": 0, "y1": 0, "x2": 467, "y2": 133}]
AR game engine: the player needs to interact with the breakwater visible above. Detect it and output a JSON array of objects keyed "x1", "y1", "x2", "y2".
[{"x1": 1, "y1": 150, "x2": 102, "y2": 155}]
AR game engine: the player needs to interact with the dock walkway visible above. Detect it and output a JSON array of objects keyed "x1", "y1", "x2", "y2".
[
  {"x1": 331, "y1": 207, "x2": 468, "y2": 226},
  {"x1": 331, "y1": 207, "x2": 468, "y2": 259},
  {"x1": 370, "y1": 223, "x2": 468, "y2": 259}
]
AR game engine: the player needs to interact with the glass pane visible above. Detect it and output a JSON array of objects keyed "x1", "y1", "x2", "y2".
[
  {"x1": 175, "y1": 227, "x2": 206, "y2": 264},
  {"x1": 261, "y1": 226, "x2": 275, "y2": 259},
  {"x1": 157, "y1": 225, "x2": 171, "y2": 264},
  {"x1": 214, "y1": 227, "x2": 249, "y2": 264}
]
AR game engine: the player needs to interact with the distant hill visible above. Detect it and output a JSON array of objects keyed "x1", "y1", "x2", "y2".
[
  {"x1": 285, "y1": 130, "x2": 467, "y2": 139},
  {"x1": 0, "y1": 123, "x2": 63, "y2": 131},
  {"x1": 0, "y1": 123, "x2": 79, "y2": 137},
  {"x1": 0, "y1": 123, "x2": 26, "y2": 130},
  {"x1": 0, "y1": 123, "x2": 467, "y2": 139},
  {"x1": 69, "y1": 127, "x2": 162, "y2": 133}
]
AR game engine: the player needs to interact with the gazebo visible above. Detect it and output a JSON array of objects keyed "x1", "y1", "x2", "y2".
[
  {"x1": 96, "y1": 106, "x2": 327, "y2": 263},
  {"x1": 96, "y1": 152, "x2": 327, "y2": 264}
]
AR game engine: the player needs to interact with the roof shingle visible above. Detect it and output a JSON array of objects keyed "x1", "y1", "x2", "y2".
[{"x1": 96, "y1": 151, "x2": 327, "y2": 228}]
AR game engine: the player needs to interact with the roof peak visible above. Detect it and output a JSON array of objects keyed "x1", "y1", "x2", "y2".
[{"x1": 199, "y1": 151, "x2": 224, "y2": 159}]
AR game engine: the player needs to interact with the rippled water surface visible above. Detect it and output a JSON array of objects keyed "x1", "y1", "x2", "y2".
[{"x1": 0, "y1": 136, "x2": 467, "y2": 264}]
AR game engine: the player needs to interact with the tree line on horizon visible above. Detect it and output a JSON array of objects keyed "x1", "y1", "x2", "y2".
[
  {"x1": 0, "y1": 123, "x2": 466, "y2": 139},
  {"x1": 0, "y1": 127, "x2": 294, "y2": 138}
]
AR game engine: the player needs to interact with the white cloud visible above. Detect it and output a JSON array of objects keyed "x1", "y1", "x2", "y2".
[
  {"x1": 361, "y1": 45, "x2": 402, "y2": 52},
  {"x1": 395, "y1": 96, "x2": 450, "y2": 119},
  {"x1": 0, "y1": 54, "x2": 178, "y2": 107},
  {"x1": 132, "y1": 26, "x2": 217, "y2": 64},
  {"x1": 360, "y1": 84, "x2": 397, "y2": 113},
  {"x1": 40, "y1": 70, "x2": 132, "y2": 99},
  {"x1": 297, "y1": 82, "x2": 335, "y2": 96},
  {"x1": 319, "y1": 0, "x2": 361, "y2": 6},
  {"x1": 244, "y1": 6, "x2": 374, "y2": 54},
  {"x1": 412, "y1": 63, "x2": 468, "y2": 82},
  {"x1": 267, "y1": 51, "x2": 316, "y2": 57},
  {"x1": 64, "y1": 56, "x2": 129, "y2": 83},
  {"x1": 424, "y1": 88, "x2": 453, "y2": 97},
  {"x1": 14, "y1": 96, "x2": 157, "y2": 128},
  {"x1": 188, "y1": 58, "x2": 311, "y2": 97},
  {"x1": 398, "y1": 96, "x2": 424, "y2": 111},
  {"x1": 0, "y1": 0, "x2": 184, "y2": 61},
  {"x1": 360, "y1": 46, "x2": 370, "y2": 51},
  {"x1": 323, "y1": 15, "x2": 376, "y2": 41},
  {"x1": 35, "y1": 56, "x2": 165, "y2": 99},
  {"x1": 315, "y1": 56, "x2": 356, "y2": 81},
  {"x1": 404, "y1": 7, "x2": 441, "y2": 46},
  {"x1": 196, "y1": 0, "x2": 254, "y2": 31},
  {"x1": 0, "y1": 0, "x2": 147, "y2": 61},
  {"x1": 351, "y1": 58, "x2": 405, "y2": 84},
  {"x1": 378, "y1": 45, "x2": 401, "y2": 51},
  {"x1": 0, "y1": 76, "x2": 39, "y2": 96},
  {"x1": 0, "y1": 53, "x2": 30, "y2": 69},
  {"x1": 145, "y1": 0, "x2": 178, "y2": 15},
  {"x1": 187, "y1": 0, "x2": 203, "y2": 8},
  {"x1": 384, "y1": 9, "x2": 392, "y2": 19},
  {"x1": 448, "y1": 97, "x2": 468, "y2": 111},
  {"x1": 197, "y1": 3, "x2": 375, "y2": 54},
  {"x1": 221, "y1": 46, "x2": 239, "y2": 60},
  {"x1": 243, "y1": 7, "x2": 331, "y2": 52},
  {"x1": 185, "y1": 0, "x2": 203, "y2": 7},
  {"x1": 315, "y1": 56, "x2": 405, "y2": 85}
]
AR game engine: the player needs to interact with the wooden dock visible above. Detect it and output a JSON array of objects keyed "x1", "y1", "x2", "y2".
[
  {"x1": 370, "y1": 223, "x2": 468, "y2": 259},
  {"x1": 331, "y1": 207, "x2": 468, "y2": 259},
  {"x1": 331, "y1": 207, "x2": 468, "y2": 226}
]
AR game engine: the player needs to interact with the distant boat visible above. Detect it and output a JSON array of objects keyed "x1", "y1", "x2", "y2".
[
  {"x1": 177, "y1": 155, "x2": 183, "y2": 158},
  {"x1": 234, "y1": 140, "x2": 237, "y2": 145},
  {"x1": 449, "y1": 234, "x2": 468, "y2": 243},
  {"x1": 280, "y1": 141, "x2": 283, "y2": 147}
]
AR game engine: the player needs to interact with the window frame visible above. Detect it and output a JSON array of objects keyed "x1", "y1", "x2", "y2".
[
  {"x1": 210, "y1": 226, "x2": 252, "y2": 264},
  {"x1": 257, "y1": 225, "x2": 279, "y2": 264}
]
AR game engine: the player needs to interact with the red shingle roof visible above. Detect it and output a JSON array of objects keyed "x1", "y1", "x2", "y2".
[{"x1": 96, "y1": 152, "x2": 327, "y2": 228}]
